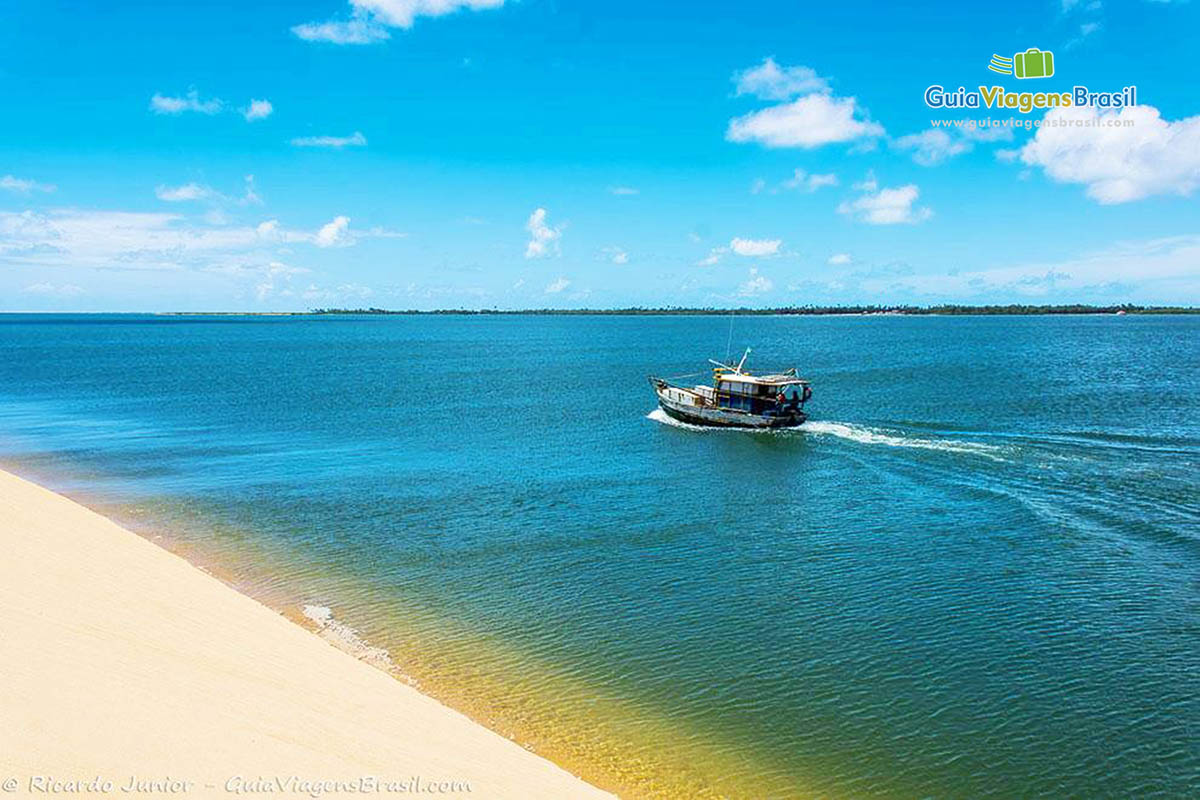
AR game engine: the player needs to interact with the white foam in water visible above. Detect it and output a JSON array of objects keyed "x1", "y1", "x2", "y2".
[
  {"x1": 302, "y1": 604, "x2": 399, "y2": 674},
  {"x1": 804, "y1": 421, "x2": 1006, "y2": 460},
  {"x1": 647, "y1": 409, "x2": 1006, "y2": 460}
]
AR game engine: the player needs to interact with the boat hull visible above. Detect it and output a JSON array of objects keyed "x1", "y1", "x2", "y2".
[{"x1": 655, "y1": 392, "x2": 806, "y2": 429}]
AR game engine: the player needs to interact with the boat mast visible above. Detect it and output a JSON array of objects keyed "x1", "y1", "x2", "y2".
[{"x1": 735, "y1": 347, "x2": 751, "y2": 374}]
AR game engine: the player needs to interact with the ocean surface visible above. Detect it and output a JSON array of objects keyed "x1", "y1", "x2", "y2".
[{"x1": 0, "y1": 313, "x2": 1197, "y2": 799}]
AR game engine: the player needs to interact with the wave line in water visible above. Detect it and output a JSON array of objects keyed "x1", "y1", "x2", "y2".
[
  {"x1": 647, "y1": 409, "x2": 1006, "y2": 460},
  {"x1": 302, "y1": 604, "x2": 400, "y2": 674}
]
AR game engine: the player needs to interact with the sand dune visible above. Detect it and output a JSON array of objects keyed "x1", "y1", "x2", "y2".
[{"x1": 0, "y1": 469, "x2": 613, "y2": 799}]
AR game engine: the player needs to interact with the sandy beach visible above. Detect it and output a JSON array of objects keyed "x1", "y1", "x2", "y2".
[{"x1": 0, "y1": 469, "x2": 614, "y2": 799}]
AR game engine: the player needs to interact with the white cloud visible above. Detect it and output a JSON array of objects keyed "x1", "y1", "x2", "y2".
[
  {"x1": 1018, "y1": 104, "x2": 1200, "y2": 203},
  {"x1": 608, "y1": 186, "x2": 639, "y2": 195},
  {"x1": 893, "y1": 123, "x2": 1014, "y2": 166},
  {"x1": 524, "y1": 207, "x2": 562, "y2": 259},
  {"x1": 697, "y1": 237, "x2": 780, "y2": 265},
  {"x1": 838, "y1": 179, "x2": 932, "y2": 225},
  {"x1": 241, "y1": 175, "x2": 262, "y2": 206},
  {"x1": 863, "y1": 235, "x2": 1200, "y2": 301},
  {"x1": 290, "y1": 131, "x2": 367, "y2": 148},
  {"x1": 357, "y1": 0, "x2": 504, "y2": 28},
  {"x1": 828, "y1": 253, "x2": 852, "y2": 265},
  {"x1": 292, "y1": 15, "x2": 391, "y2": 44},
  {"x1": 314, "y1": 216, "x2": 352, "y2": 247},
  {"x1": 243, "y1": 99, "x2": 274, "y2": 122},
  {"x1": 1, "y1": 175, "x2": 56, "y2": 194},
  {"x1": 893, "y1": 129, "x2": 971, "y2": 166},
  {"x1": 782, "y1": 169, "x2": 838, "y2": 192},
  {"x1": 22, "y1": 282, "x2": 84, "y2": 297},
  {"x1": 150, "y1": 90, "x2": 222, "y2": 115},
  {"x1": 544, "y1": 276, "x2": 570, "y2": 294},
  {"x1": 750, "y1": 178, "x2": 766, "y2": 195},
  {"x1": 0, "y1": 208, "x2": 394, "y2": 275},
  {"x1": 737, "y1": 267, "x2": 774, "y2": 296},
  {"x1": 730, "y1": 237, "x2": 781, "y2": 256},
  {"x1": 293, "y1": 0, "x2": 505, "y2": 45},
  {"x1": 1065, "y1": 20, "x2": 1103, "y2": 49},
  {"x1": 156, "y1": 176, "x2": 262, "y2": 206},
  {"x1": 733, "y1": 58, "x2": 828, "y2": 101},
  {"x1": 0, "y1": 209, "x2": 260, "y2": 271},
  {"x1": 155, "y1": 183, "x2": 214, "y2": 202},
  {"x1": 601, "y1": 246, "x2": 628, "y2": 264},
  {"x1": 727, "y1": 92, "x2": 884, "y2": 149},
  {"x1": 853, "y1": 172, "x2": 879, "y2": 192}
]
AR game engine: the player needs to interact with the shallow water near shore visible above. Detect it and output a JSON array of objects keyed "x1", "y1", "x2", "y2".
[{"x1": 1, "y1": 313, "x2": 1197, "y2": 798}]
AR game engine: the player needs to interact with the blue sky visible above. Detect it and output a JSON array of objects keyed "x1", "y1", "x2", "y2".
[{"x1": 2, "y1": 0, "x2": 1198, "y2": 310}]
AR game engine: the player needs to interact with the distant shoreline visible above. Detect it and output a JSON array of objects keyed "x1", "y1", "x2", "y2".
[
  {"x1": 303, "y1": 304, "x2": 1199, "y2": 316},
  {"x1": 182, "y1": 304, "x2": 1191, "y2": 316},
  {"x1": 3, "y1": 305, "x2": 1197, "y2": 317}
]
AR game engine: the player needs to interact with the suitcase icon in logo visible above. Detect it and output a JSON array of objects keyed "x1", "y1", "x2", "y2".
[{"x1": 1013, "y1": 48, "x2": 1054, "y2": 79}]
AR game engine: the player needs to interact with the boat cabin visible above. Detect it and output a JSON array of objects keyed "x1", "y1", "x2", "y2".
[{"x1": 713, "y1": 369, "x2": 809, "y2": 414}]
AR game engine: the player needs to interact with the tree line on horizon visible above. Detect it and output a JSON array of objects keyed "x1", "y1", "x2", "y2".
[{"x1": 306, "y1": 304, "x2": 1197, "y2": 316}]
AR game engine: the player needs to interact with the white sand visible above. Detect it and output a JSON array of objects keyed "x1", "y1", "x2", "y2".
[{"x1": 0, "y1": 469, "x2": 614, "y2": 799}]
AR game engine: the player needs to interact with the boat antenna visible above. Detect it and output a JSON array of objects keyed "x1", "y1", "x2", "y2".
[{"x1": 736, "y1": 347, "x2": 751, "y2": 374}]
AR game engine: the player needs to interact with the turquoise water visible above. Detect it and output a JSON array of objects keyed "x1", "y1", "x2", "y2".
[{"x1": 1, "y1": 313, "x2": 1197, "y2": 798}]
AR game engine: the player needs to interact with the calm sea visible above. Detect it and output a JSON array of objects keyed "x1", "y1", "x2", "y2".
[{"x1": 1, "y1": 313, "x2": 1197, "y2": 799}]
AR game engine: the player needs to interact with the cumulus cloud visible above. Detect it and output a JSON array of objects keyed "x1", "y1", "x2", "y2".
[
  {"x1": 782, "y1": 169, "x2": 839, "y2": 192},
  {"x1": 155, "y1": 183, "x2": 214, "y2": 202},
  {"x1": 828, "y1": 253, "x2": 852, "y2": 265},
  {"x1": 737, "y1": 267, "x2": 774, "y2": 296},
  {"x1": 1017, "y1": 104, "x2": 1200, "y2": 203},
  {"x1": 602, "y1": 246, "x2": 628, "y2": 264},
  {"x1": 544, "y1": 276, "x2": 570, "y2": 294},
  {"x1": 293, "y1": 15, "x2": 391, "y2": 44},
  {"x1": 243, "y1": 99, "x2": 274, "y2": 122},
  {"x1": 730, "y1": 237, "x2": 781, "y2": 256},
  {"x1": 727, "y1": 92, "x2": 884, "y2": 149},
  {"x1": 1, "y1": 175, "x2": 56, "y2": 194},
  {"x1": 733, "y1": 58, "x2": 828, "y2": 100},
  {"x1": 893, "y1": 129, "x2": 971, "y2": 166},
  {"x1": 314, "y1": 215, "x2": 352, "y2": 247},
  {"x1": 838, "y1": 177, "x2": 932, "y2": 225},
  {"x1": 893, "y1": 123, "x2": 1013, "y2": 166},
  {"x1": 150, "y1": 90, "x2": 222, "y2": 115},
  {"x1": 293, "y1": 0, "x2": 505, "y2": 45},
  {"x1": 698, "y1": 237, "x2": 781, "y2": 266},
  {"x1": 290, "y1": 131, "x2": 367, "y2": 148},
  {"x1": 524, "y1": 207, "x2": 562, "y2": 258},
  {"x1": 155, "y1": 176, "x2": 262, "y2": 207}
]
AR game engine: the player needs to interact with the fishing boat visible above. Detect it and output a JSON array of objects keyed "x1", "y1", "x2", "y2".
[{"x1": 649, "y1": 349, "x2": 812, "y2": 429}]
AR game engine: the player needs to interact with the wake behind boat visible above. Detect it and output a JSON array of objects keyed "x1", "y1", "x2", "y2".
[{"x1": 650, "y1": 349, "x2": 812, "y2": 429}]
